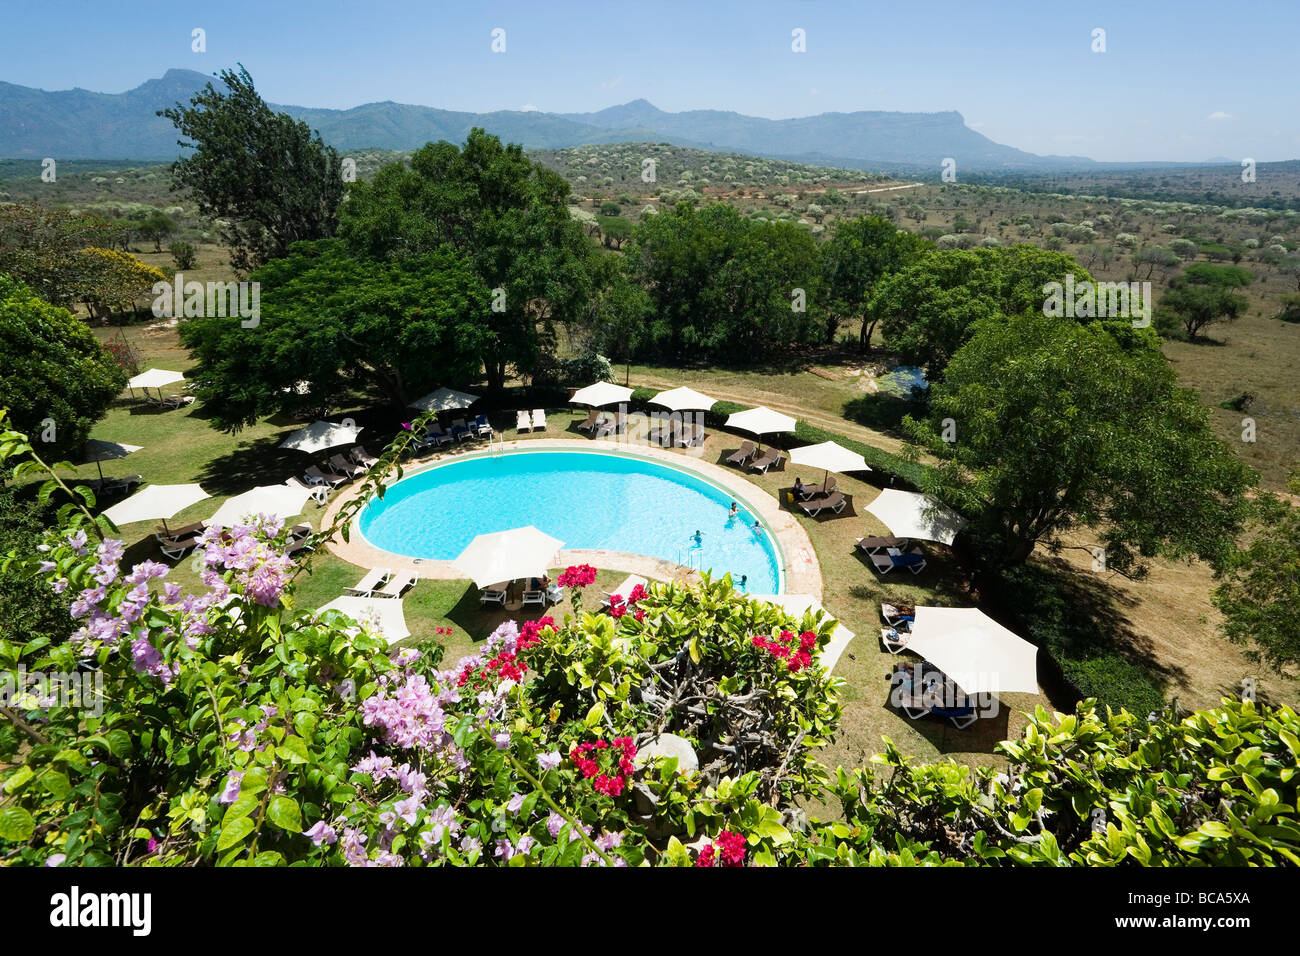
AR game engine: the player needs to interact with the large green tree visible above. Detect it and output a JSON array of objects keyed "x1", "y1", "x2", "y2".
[
  {"x1": 338, "y1": 130, "x2": 593, "y2": 390},
  {"x1": 160, "y1": 66, "x2": 344, "y2": 273},
  {"x1": 867, "y1": 245, "x2": 1095, "y2": 373},
  {"x1": 1213, "y1": 475, "x2": 1300, "y2": 669},
  {"x1": 626, "y1": 203, "x2": 826, "y2": 360},
  {"x1": 1157, "y1": 263, "x2": 1253, "y2": 341},
  {"x1": 0, "y1": 204, "x2": 120, "y2": 309},
  {"x1": 0, "y1": 274, "x2": 127, "y2": 461},
  {"x1": 821, "y1": 215, "x2": 929, "y2": 349},
  {"x1": 179, "y1": 240, "x2": 489, "y2": 430},
  {"x1": 907, "y1": 311, "x2": 1254, "y2": 572}
]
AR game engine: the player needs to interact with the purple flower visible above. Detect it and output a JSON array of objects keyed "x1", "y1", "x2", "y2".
[
  {"x1": 506, "y1": 792, "x2": 525, "y2": 815},
  {"x1": 217, "y1": 770, "x2": 244, "y2": 805},
  {"x1": 45, "y1": 853, "x2": 66, "y2": 867},
  {"x1": 537, "y1": 751, "x2": 561, "y2": 772},
  {"x1": 492, "y1": 732, "x2": 511, "y2": 750},
  {"x1": 304, "y1": 821, "x2": 338, "y2": 846}
]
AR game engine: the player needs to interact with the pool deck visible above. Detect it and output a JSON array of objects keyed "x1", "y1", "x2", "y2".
[{"x1": 318, "y1": 437, "x2": 824, "y2": 599}]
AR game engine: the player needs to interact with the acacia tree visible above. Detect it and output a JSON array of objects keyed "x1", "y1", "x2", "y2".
[
  {"x1": 1213, "y1": 475, "x2": 1300, "y2": 669},
  {"x1": 160, "y1": 66, "x2": 344, "y2": 273},
  {"x1": 1157, "y1": 263, "x2": 1253, "y2": 341},
  {"x1": 907, "y1": 311, "x2": 1254, "y2": 572},
  {"x1": 339, "y1": 130, "x2": 593, "y2": 390},
  {"x1": 0, "y1": 204, "x2": 119, "y2": 308},
  {"x1": 820, "y1": 215, "x2": 929, "y2": 349},
  {"x1": 180, "y1": 239, "x2": 490, "y2": 430},
  {"x1": 76, "y1": 247, "x2": 167, "y2": 321}
]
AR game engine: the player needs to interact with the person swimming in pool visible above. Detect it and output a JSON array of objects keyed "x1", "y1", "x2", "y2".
[
  {"x1": 752, "y1": 520, "x2": 762, "y2": 536},
  {"x1": 692, "y1": 530, "x2": 703, "y2": 547},
  {"x1": 728, "y1": 501, "x2": 739, "y2": 518}
]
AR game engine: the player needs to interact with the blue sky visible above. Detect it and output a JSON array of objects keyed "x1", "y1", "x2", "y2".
[{"x1": 3, "y1": 0, "x2": 1297, "y2": 162}]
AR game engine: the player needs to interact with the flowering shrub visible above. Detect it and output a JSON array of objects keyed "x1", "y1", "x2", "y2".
[
  {"x1": 556, "y1": 564, "x2": 597, "y2": 590},
  {"x1": 2, "y1": 414, "x2": 1298, "y2": 868}
]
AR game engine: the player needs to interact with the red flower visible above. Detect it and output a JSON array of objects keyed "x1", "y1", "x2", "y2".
[
  {"x1": 799, "y1": 631, "x2": 817, "y2": 652},
  {"x1": 716, "y1": 830, "x2": 747, "y2": 866},
  {"x1": 609, "y1": 595, "x2": 626, "y2": 618},
  {"x1": 627, "y1": 584, "x2": 648, "y2": 604},
  {"x1": 557, "y1": 564, "x2": 597, "y2": 589},
  {"x1": 695, "y1": 845, "x2": 716, "y2": 867}
]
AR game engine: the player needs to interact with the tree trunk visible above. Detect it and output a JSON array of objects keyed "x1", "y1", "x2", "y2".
[{"x1": 858, "y1": 316, "x2": 878, "y2": 352}]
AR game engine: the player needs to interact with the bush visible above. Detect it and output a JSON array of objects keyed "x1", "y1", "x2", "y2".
[{"x1": 169, "y1": 240, "x2": 197, "y2": 270}]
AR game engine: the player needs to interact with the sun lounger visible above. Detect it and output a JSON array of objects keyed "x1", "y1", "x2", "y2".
[
  {"x1": 594, "y1": 413, "x2": 626, "y2": 439},
  {"x1": 676, "y1": 422, "x2": 706, "y2": 448},
  {"x1": 880, "y1": 602, "x2": 915, "y2": 629},
  {"x1": 103, "y1": 474, "x2": 143, "y2": 494},
  {"x1": 600, "y1": 574, "x2": 648, "y2": 611},
  {"x1": 329, "y1": 453, "x2": 365, "y2": 478},
  {"x1": 450, "y1": 418, "x2": 472, "y2": 442},
  {"x1": 375, "y1": 570, "x2": 416, "y2": 598},
  {"x1": 798, "y1": 490, "x2": 847, "y2": 517},
  {"x1": 531, "y1": 408, "x2": 547, "y2": 431},
  {"x1": 868, "y1": 548, "x2": 928, "y2": 575},
  {"x1": 156, "y1": 532, "x2": 202, "y2": 560},
  {"x1": 158, "y1": 520, "x2": 205, "y2": 539},
  {"x1": 285, "y1": 535, "x2": 316, "y2": 557},
  {"x1": 748, "y1": 450, "x2": 783, "y2": 474},
  {"x1": 162, "y1": 394, "x2": 196, "y2": 410},
  {"x1": 880, "y1": 627, "x2": 910, "y2": 654},
  {"x1": 480, "y1": 585, "x2": 507, "y2": 607},
  {"x1": 576, "y1": 409, "x2": 601, "y2": 433},
  {"x1": 351, "y1": 445, "x2": 380, "y2": 468},
  {"x1": 305, "y1": 465, "x2": 349, "y2": 489},
  {"x1": 473, "y1": 414, "x2": 492, "y2": 438},
  {"x1": 521, "y1": 588, "x2": 546, "y2": 609},
  {"x1": 796, "y1": 475, "x2": 837, "y2": 500},
  {"x1": 346, "y1": 568, "x2": 392, "y2": 597},
  {"x1": 856, "y1": 535, "x2": 906, "y2": 554},
  {"x1": 725, "y1": 441, "x2": 757, "y2": 466},
  {"x1": 516, "y1": 410, "x2": 532, "y2": 433},
  {"x1": 285, "y1": 475, "x2": 329, "y2": 504}
]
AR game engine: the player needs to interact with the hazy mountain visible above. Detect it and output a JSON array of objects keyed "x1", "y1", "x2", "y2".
[{"x1": 0, "y1": 68, "x2": 1096, "y2": 171}]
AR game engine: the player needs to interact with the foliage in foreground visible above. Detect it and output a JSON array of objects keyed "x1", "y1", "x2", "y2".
[{"x1": 0, "y1": 417, "x2": 1295, "y2": 867}]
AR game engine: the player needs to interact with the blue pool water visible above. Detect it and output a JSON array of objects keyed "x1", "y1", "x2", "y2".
[{"x1": 358, "y1": 449, "x2": 782, "y2": 593}]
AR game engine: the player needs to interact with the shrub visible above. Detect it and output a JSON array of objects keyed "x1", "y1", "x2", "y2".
[{"x1": 169, "y1": 240, "x2": 198, "y2": 270}]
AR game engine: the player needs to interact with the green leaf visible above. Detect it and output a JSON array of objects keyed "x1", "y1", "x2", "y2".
[
  {"x1": 0, "y1": 807, "x2": 35, "y2": 842},
  {"x1": 216, "y1": 816, "x2": 255, "y2": 852},
  {"x1": 278, "y1": 736, "x2": 310, "y2": 765},
  {"x1": 584, "y1": 702, "x2": 604, "y2": 729},
  {"x1": 266, "y1": 796, "x2": 302, "y2": 832}
]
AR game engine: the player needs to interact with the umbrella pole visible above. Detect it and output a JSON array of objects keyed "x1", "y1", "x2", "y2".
[{"x1": 96, "y1": 460, "x2": 105, "y2": 483}]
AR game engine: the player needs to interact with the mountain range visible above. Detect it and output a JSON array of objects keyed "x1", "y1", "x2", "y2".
[{"x1": 1, "y1": 68, "x2": 1104, "y2": 172}]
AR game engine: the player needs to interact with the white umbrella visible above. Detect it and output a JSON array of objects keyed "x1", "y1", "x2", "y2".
[
  {"x1": 205, "y1": 484, "x2": 314, "y2": 528},
  {"x1": 905, "y1": 607, "x2": 1039, "y2": 696},
  {"x1": 409, "y1": 386, "x2": 480, "y2": 413},
  {"x1": 649, "y1": 386, "x2": 718, "y2": 412},
  {"x1": 570, "y1": 381, "x2": 634, "y2": 407},
  {"x1": 453, "y1": 526, "x2": 564, "y2": 589},
  {"x1": 864, "y1": 488, "x2": 968, "y2": 546},
  {"x1": 316, "y1": 596, "x2": 410, "y2": 646},
  {"x1": 789, "y1": 440, "x2": 871, "y2": 490},
  {"x1": 83, "y1": 439, "x2": 142, "y2": 482},
  {"x1": 279, "y1": 420, "x2": 363, "y2": 454},
  {"x1": 748, "y1": 593, "x2": 856, "y2": 673},
  {"x1": 726, "y1": 405, "x2": 797, "y2": 436},
  {"x1": 102, "y1": 483, "x2": 209, "y2": 534},
  {"x1": 127, "y1": 368, "x2": 185, "y2": 390}
]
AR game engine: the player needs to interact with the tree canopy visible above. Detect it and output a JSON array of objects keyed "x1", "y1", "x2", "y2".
[
  {"x1": 160, "y1": 66, "x2": 344, "y2": 273},
  {"x1": 0, "y1": 204, "x2": 120, "y2": 310},
  {"x1": 907, "y1": 311, "x2": 1254, "y2": 572},
  {"x1": 179, "y1": 239, "x2": 490, "y2": 430},
  {"x1": 821, "y1": 215, "x2": 930, "y2": 348},
  {"x1": 0, "y1": 274, "x2": 127, "y2": 461},
  {"x1": 1157, "y1": 263, "x2": 1254, "y2": 341}
]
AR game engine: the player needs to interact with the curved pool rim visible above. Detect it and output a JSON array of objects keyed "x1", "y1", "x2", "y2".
[{"x1": 353, "y1": 444, "x2": 789, "y2": 593}]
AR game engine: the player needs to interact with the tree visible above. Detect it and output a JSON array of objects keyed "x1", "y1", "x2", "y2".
[
  {"x1": 1157, "y1": 263, "x2": 1253, "y2": 341},
  {"x1": 160, "y1": 66, "x2": 344, "y2": 273},
  {"x1": 1131, "y1": 245, "x2": 1181, "y2": 280},
  {"x1": 339, "y1": 130, "x2": 593, "y2": 390},
  {"x1": 579, "y1": 256, "x2": 651, "y2": 384},
  {"x1": 597, "y1": 215, "x2": 634, "y2": 250},
  {"x1": 820, "y1": 215, "x2": 929, "y2": 349},
  {"x1": 1213, "y1": 476, "x2": 1300, "y2": 668},
  {"x1": 0, "y1": 489, "x2": 72, "y2": 655},
  {"x1": 75, "y1": 247, "x2": 167, "y2": 321},
  {"x1": 179, "y1": 240, "x2": 490, "y2": 430},
  {"x1": 867, "y1": 245, "x2": 1094, "y2": 373},
  {"x1": 137, "y1": 210, "x2": 176, "y2": 253},
  {"x1": 0, "y1": 274, "x2": 127, "y2": 461},
  {"x1": 907, "y1": 311, "x2": 1253, "y2": 572},
  {"x1": 169, "y1": 241, "x2": 198, "y2": 270},
  {"x1": 0, "y1": 203, "x2": 119, "y2": 308}
]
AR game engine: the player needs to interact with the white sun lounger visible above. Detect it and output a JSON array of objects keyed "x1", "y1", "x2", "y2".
[
  {"x1": 516, "y1": 410, "x2": 532, "y2": 433},
  {"x1": 346, "y1": 568, "x2": 392, "y2": 597},
  {"x1": 375, "y1": 570, "x2": 417, "y2": 598},
  {"x1": 531, "y1": 408, "x2": 547, "y2": 430},
  {"x1": 599, "y1": 574, "x2": 648, "y2": 611}
]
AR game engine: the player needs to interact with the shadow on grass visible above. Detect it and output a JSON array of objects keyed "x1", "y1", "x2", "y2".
[
  {"x1": 194, "y1": 436, "x2": 305, "y2": 496},
  {"x1": 842, "y1": 393, "x2": 926, "y2": 435}
]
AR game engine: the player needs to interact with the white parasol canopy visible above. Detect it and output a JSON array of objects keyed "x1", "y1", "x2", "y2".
[
  {"x1": 278, "y1": 420, "x2": 363, "y2": 454},
  {"x1": 649, "y1": 386, "x2": 719, "y2": 412},
  {"x1": 789, "y1": 441, "x2": 871, "y2": 475},
  {"x1": 864, "y1": 488, "x2": 968, "y2": 546},
  {"x1": 453, "y1": 526, "x2": 564, "y2": 589},
  {"x1": 205, "y1": 484, "x2": 315, "y2": 528},
  {"x1": 904, "y1": 606, "x2": 1039, "y2": 695},
  {"x1": 409, "y1": 386, "x2": 480, "y2": 412},
  {"x1": 748, "y1": 593, "x2": 856, "y2": 673},
  {"x1": 127, "y1": 368, "x2": 185, "y2": 390},
  {"x1": 102, "y1": 483, "x2": 209, "y2": 532},
  {"x1": 570, "y1": 381, "x2": 634, "y2": 407},
  {"x1": 725, "y1": 406, "x2": 797, "y2": 436},
  {"x1": 83, "y1": 439, "x2": 142, "y2": 482},
  {"x1": 316, "y1": 596, "x2": 411, "y2": 646}
]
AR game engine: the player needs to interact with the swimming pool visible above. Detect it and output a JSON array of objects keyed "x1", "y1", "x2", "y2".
[{"x1": 357, "y1": 448, "x2": 783, "y2": 593}]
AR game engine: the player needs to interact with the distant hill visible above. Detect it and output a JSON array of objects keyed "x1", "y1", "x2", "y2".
[{"x1": 2, "y1": 68, "x2": 1104, "y2": 172}]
